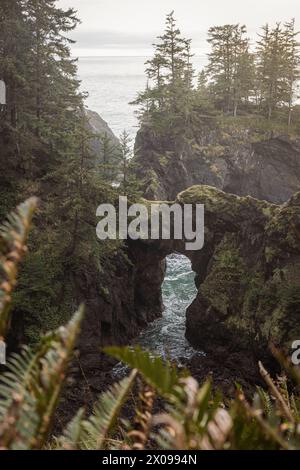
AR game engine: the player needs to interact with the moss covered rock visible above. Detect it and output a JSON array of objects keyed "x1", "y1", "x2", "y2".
[{"x1": 130, "y1": 185, "x2": 300, "y2": 356}]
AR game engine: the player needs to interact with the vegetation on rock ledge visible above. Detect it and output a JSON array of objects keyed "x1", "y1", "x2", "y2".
[{"x1": 0, "y1": 200, "x2": 300, "y2": 450}]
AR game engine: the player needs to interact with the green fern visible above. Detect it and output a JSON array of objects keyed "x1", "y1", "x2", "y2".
[
  {"x1": 57, "y1": 408, "x2": 86, "y2": 450},
  {"x1": 58, "y1": 369, "x2": 137, "y2": 450},
  {"x1": 0, "y1": 197, "x2": 38, "y2": 339},
  {"x1": 105, "y1": 346, "x2": 180, "y2": 397},
  {"x1": 255, "y1": 387, "x2": 273, "y2": 416},
  {"x1": 151, "y1": 378, "x2": 227, "y2": 450},
  {"x1": 0, "y1": 307, "x2": 84, "y2": 450},
  {"x1": 81, "y1": 369, "x2": 137, "y2": 449}
]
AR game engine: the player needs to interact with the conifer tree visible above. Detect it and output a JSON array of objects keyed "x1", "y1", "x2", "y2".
[
  {"x1": 156, "y1": 11, "x2": 186, "y2": 87},
  {"x1": 24, "y1": 0, "x2": 81, "y2": 138},
  {"x1": 283, "y1": 19, "x2": 300, "y2": 126},
  {"x1": 0, "y1": 0, "x2": 30, "y2": 129},
  {"x1": 0, "y1": 1, "x2": 122, "y2": 336},
  {"x1": 256, "y1": 23, "x2": 286, "y2": 119},
  {"x1": 118, "y1": 130, "x2": 142, "y2": 200},
  {"x1": 206, "y1": 24, "x2": 254, "y2": 115},
  {"x1": 119, "y1": 130, "x2": 131, "y2": 192},
  {"x1": 133, "y1": 11, "x2": 195, "y2": 133}
]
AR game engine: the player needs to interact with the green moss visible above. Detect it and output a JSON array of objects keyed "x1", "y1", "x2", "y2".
[
  {"x1": 199, "y1": 143, "x2": 225, "y2": 158},
  {"x1": 200, "y1": 236, "x2": 247, "y2": 316},
  {"x1": 158, "y1": 155, "x2": 169, "y2": 167},
  {"x1": 100, "y1": 286, "x2": 110, "y2": 300},
  {"x1": 262, "y1": 206, "x2": 275, "y2": 218},
  {"x1": 264, "y1": 246, "x2": 278, "y2": 263},
  {"x1": 280, "y1": 283, "x2": 300, "y2": 316}
]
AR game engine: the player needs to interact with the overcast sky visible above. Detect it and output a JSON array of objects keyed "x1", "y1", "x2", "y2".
[{"x1": 58, "y1": 0, "x2": 300, "y2": 56}]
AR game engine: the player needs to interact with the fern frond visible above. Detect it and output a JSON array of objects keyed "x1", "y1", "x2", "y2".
[
  {"x1": 127, "y1": 383, "x2": 155, "y2": 450},
  {"x1": 0, "y1": 347, "x2": 37, "y2": 417},
  {"x1": 58, "y1": 408, "x2": 86, "y2": 450},
  {"x1": 255, "y1": 386, "x2": 273, "y2": 416},
  {"x1": 80, "y1": 369, "x2": 137, "y2": 450},
  {"x1": 199, "y1": 408, "x2": 233, "y2": 450},
  {"x1": 236, "y1": 392, "x2": 294, "y2": 450},
  {"x1": 0, "y1": 306, "x2": 84, "y2": 450},
  {"x1": 0, "y1": 197, "x2": 38, "y2": 339},
  {"x1": 290, "y1": 394, "x2": 300, "y2": 419},
  {"x1": 151, "y1": 378, "x2": 222, "y2": 450},
  {"x1": 105, "y1": 346, "x2": 180, "y2": 397},
  {"x1": 259, "y1": 361, "x2": 295, "y2": 424}
]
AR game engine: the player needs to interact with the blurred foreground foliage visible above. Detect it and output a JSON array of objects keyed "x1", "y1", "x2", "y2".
[{"x1": 0, "y1": 200, "x2": 299, "y2": 450}]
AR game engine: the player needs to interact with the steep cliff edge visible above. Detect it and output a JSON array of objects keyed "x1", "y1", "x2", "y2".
[
  {"x1": 74, "y1": 120, "x2": 300, "y2": 367},
  {"x1": 56, "y1": 184, "x2": 300, "y2": 425},
  {"x1": 128, "y1": 186, "x2": 300, "y2": 356},
  {"x1": 85, "y1": 109, "x2": 120, "y2": 160},
  {"x1": 134, "y1": 124, "x2": 300, "y2": 204},
  {"x1": 182, "y1": 187, "x2": 300, "y2": 353}
]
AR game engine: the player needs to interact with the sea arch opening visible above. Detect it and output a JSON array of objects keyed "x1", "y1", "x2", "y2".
[{"x1": 135, "y1": 252, "x2": 198, "y2": 360}]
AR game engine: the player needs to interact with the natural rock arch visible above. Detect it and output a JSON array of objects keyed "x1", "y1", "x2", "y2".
[{"x1": 128, "y1": 185, "x2": 300, "y2": 355}]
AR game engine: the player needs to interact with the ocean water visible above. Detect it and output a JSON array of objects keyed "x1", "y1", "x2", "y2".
[
  {"x1": 77, "y1": 55, "x2": 206, "y2": 141},
  {"x1": 78, "y1": 56, "x2": 146, "y2": 140},
  {"x1": 77, "y1": 56, "x2": 201, "y2": 359},
  {"x1": 138, "y1": 253, "x2": 198, "y2": 360}
]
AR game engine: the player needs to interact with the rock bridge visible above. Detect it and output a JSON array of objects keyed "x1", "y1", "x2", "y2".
[
  {"x1": 78, "y1": 184, "x2": 300, "y2": 376},
  {"x1": 128, "y1": 185, "x2": 300, "y2": 354}
]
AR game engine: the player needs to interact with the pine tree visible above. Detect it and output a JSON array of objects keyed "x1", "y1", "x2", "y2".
[
  {"x1": 206, "y1": 24, "x2": 254, "y2": 115},
  {"x1": 256, "y1": 23, "x2": 286, "y2": 119},
  {"x1": 283, "y1": 19, "x2": 300, "y2": 126},
  {"x1": 0, "y1": 0, "x2": 29, "y2": 129},
  {"x1": 118, "y1": 130, "x2": 142, "y2": 200},
  {"x1": 119, "y1": 130, "x2": 132, "y2": 193},
  {"x1": 156, "y1": 11, "x2": 186, "y2": 87},
  {"x1": 231, "y1": 30, "x2": 255, "y2": 115},
  {"x1": 0, "y1": 1, "x2": 122, "y2": 339},
  {"x1": 24, "y1": 0, "x2": 81, "y2": 138},
  {"x1": 132, "y1": 11, "x2": 195, "y2": 134}
]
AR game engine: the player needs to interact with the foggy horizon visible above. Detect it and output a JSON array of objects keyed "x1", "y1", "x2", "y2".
[{"x1": 58, "y1": 0, "x2": 299, "y2": 57}]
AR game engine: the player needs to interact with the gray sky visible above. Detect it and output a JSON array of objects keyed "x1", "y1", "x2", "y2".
[{"x1": 58, "y1": 0, "x2": 300, "y2": 56}]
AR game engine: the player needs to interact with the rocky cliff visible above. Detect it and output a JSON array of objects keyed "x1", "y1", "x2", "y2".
[
  {"x1": 85, "y1": 108, "x2": 120, "y2": 161},
  {"x1": 128, "y1": 186, "x2": 300, "y2": 357},
  {"x1": 57, "y1": 184, "x2": 300, "y2": 423},
  {"x1": 135, "y1": 125, "x2": 300, "y2": 204},
  {"x1": 73, "y1": 121, "x2": 300, "y2": 371},
  {"x1": 57, "y1": 122, "x2": 300, "y2": 421}
]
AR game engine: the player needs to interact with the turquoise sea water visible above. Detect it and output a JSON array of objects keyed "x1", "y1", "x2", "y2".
[{"x1": 138, "y1": 253, "x2": 198, "y2": 359}]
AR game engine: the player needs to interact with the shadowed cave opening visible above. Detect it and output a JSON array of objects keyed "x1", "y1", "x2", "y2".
[{"x1": 136, "y1": 253, "x2": 200, "y2": 360}]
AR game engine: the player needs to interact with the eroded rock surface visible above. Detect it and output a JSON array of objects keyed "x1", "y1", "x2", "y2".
[
  {"x1": 128, "y1": 186, "x2": 300, "y2": 355},
  {"x1": 135, "y1": 126, "x2": 300, "y2": 204}
]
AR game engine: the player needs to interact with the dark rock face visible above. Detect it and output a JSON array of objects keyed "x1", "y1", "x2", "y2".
[
  {"x1": 134, "y1": 126, "x2": 300, "y2": 204},
  {"x1": 224, "y1": 137, "x2": 300, "y2": 203},
  {"x1": 126, "y1": 186, "x2": 300, "y2": 356},
  {"x1": 74, "y1": 248, "x2": 164, "y2": 375},
  {"x1": 72, "y1": 122, "x2": 300, "y2": 379},
  {"x1": 58, "y1": 185, "x2": 300, "y2": 427},
  {"x1": 85, "y1": 109, "x2": 120, "y2": 160}
]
